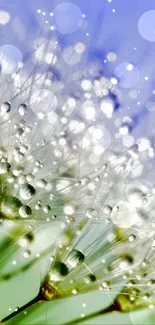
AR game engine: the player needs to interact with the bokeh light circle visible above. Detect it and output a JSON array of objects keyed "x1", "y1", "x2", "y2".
[
  {"x1": 147, "y1": 101, "x2": 155, "y2": 112},
  {"x1": 53, "y1": 3, "x2": 82, "y2": 34},
  {"x1": 111, "y1": 201, "x2": 138, "y2": 228},
  {"x1": 0, "y1": 11, "x2": 10, "y2": 25},
  {"x1": 29, "y1": 89, "x2": 57, "y2": 115},
  {"x1": 138, "y1": 10, "x2": 155, "y2": 42},
  {"x1": 63, "y1": 46, "x2": 82, "y2": 65},
  {"x1": 0, "y1": 45, "x2": 23, "y2": 74},
  {"x1": 82, "y1": 125, "x2": 111, "y2": 155},
  {"x1": 115, "y1": 62, "x2": 139, "y2": 88}
]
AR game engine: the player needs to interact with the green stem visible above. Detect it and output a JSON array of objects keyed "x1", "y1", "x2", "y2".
[{"x1": 1, "y1": 292, "x2": 44, "y2": 323}]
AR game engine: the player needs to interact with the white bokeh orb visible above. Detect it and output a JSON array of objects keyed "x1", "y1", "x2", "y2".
[
  {"x1": 138, "y1": 10, "x2": 155, "y2": 42},
  {"x1": 0, "y1": 11, "x2": 10, "y2": 25},
  {"x1": 53, "y1": 3, "x2": 82, "y2": 34},
  {"x1": 0, "y1": 45, "x2": 23, "y2": 74}
]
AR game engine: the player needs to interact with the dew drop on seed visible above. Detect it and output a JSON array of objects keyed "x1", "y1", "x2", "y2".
[
  {"x1": 43, "y1": 205, "x2": 51, "y2": 213},
  {"x1": 148, "y1": 279, "x2": 155, "y2": 286},
  {"x1": 23, "y1": 249, "x2": 31, "y2": 258},
  {"x1": 15, "y1": 128, "x2": 24, "y2": 139},
  {"x1": 20, "y1": 183, "x2": 36, "y2": 200},
  {"x1": 18, "y1": 237, "x2": 30, "y2": 248},
  {"x1": 86, "y1": 208, "x2": 98, "y2": 219},
  {"x1": 18, "y1": 175, "x2": 26, "y2": 184},
  {"x1": 103, "y1": 205, "x2": 112, "y2": 215},
  {"x1": 1, "y1": 196, "x2": 22, "y2": 218},
  {"x1": 0, "y1": 162, "x2": 10, "y2": 174},
  {"x1": 25, "y1": 232, "x2": 34, "y2": 243},
  {"x1": 26, "y1": 173, "x2": 34, "y2": 182},
  {"x1": 36, "y1": 179, "x2": 47, "y2": 188},
  {"x1": 1, "y1": 101, "x2": 11, "y2": 114},
  {"x1": 64, "y1": 205, "x2": 75, "y2": 216},
  {"x1": 18, "y1": 103, "x2": 28, "y2": 116},
  {"x1": 19, "y1": 144, "x2": 28, "y2": 154},
  {"x1": 67, "y1": 249, "x2": 85, "y2": 268},
  {"x1": 111, "y1": 201, "x2": 137, "y2": 228},
  {"x1": 129, "y1": 234, "x2": 136, "y2": 242},
  {"x1": 127, "y1": 187, "x2": 147, "y2": 208},
  {"x1": 85, "y1": 274, "x2": 96, "y2": 284},
  {"x1": 19, "y1": 205, "x2": 32, "y2": 218},
  {"x1": 12, "y1": 166, "x2": 24, "y2": 177},
  {"x1": 48, "y1": 262, "x2": 69, "y2": 282},
  {"x1": 14, "y1": 307, "x2": 19, "y2": 312},
  {"x1": 119, "y1": 255, "x2": 133, "y2": 270}
]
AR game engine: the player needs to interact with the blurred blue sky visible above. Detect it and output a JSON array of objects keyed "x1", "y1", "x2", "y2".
[{"x1": 1, "y1": 0, "x2": 155, "y2": 137}]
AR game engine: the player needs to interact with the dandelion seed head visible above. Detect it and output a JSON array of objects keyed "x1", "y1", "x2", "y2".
[{"x1": 0, "y1": 20, "x2": 155, "y2": 318}]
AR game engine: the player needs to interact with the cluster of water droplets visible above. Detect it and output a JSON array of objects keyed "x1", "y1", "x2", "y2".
[{"x1": 1, "y1": 33, "x2": 155, "y2": 320}]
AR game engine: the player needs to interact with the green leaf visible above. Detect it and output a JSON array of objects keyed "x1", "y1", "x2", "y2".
[
  {"x1": 7, "y1": 290, "x2": 121, "y2": 325},
  {"x1": 0, "y1": 222, "x2": 62, "y2": 320}
]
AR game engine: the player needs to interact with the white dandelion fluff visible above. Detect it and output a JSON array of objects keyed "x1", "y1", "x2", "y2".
[{"x1": 1, "y1": 2, "x2": 155, "y2": 325}]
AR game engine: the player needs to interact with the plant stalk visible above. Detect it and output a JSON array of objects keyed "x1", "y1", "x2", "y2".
[{"x1": 1, "y1": 291, "x2": 44, "y2": 323}]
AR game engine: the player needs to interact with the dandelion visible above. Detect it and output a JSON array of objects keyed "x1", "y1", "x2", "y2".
[{"x1": 1, "y1": 2, "x2": 155, "y2": 325}]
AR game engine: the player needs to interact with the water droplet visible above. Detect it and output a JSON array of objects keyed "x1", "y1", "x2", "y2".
[
  {"x1": 14, "y1": 152, "x2": 24, "y2": 162},
  {"x1": 19, "y1": 144, "x2": 28, "y2": 154},
  {"x1": 12, "y1": 166, "x2": 24, "y2": 177},
  {"x1": 43, "y1": 205, "x2": 51, "y2": 213},
  {"x1": 148, "y1": 279, "x2": 155, "y2": 286},
  {"x1": 86, "y1": 208, "x2": 98, "y2": 219},
  {"x1": 129, "y1": 234, "x2": 136, "y2": 242},
  {"x1": 1, "y1": 101, "x2": 11, "y2": 114},
  {"x1": 18, "y1": 103, "x2": 28, "y2": 116},
  {"x1": 64, "y1": 205, "x2": 75, "y2": 216},
  {"x1": 19, "y1": 205, "x2": 32, "y2": 218},
  {"x1": 48, "y1": 262, "x2": 69, "y2": 282},
  {"x1": 72, "y1": 288, "x2": 78, "y2": 295},
  {"x1": 15, "y1": 127, "x2": 24, "y2": 139},
  {"x1": 0, "y1": 162, "x2": 10, "y2": 174},
  {"x1": 36, "y1": 178, "x2": 47, "y2": 188},
  {"x1": 7, "y1": 174, "x2": 15, "y2": 183},
  {"x1": 35, "y1": 202, "x2": 41, "y2": 210},
  {"x1": 23, "y1": 249, "x2": 31, "y2": 258},
  {"x1": 18, "y1": 175, "x2": 26, "y2": 185},
  {"x1": 142, "y1": 258, "x2": 149, "y2": 268},
  {"x1": 85, "y1": 274, "x2": 96, "y2": 284},
  {"x1": 103, "y1": 205, "x2": 112, "y2": 215},
  {"x1": 67, "y1": 249, "x2": 85, "y2": 268},
  {"x1": 20, "y1": 183, "x2": 36, "y2": 200},
  {"x1": 111, "y1": 201, "x2": 137, "y2": 228},
  {"x1": 14, "y1": 307, "x2": 19, "y2": 312},
  {"x1": 26, "y1": 173, "x2": 34, "y2": 182},
  {"x1": 119, "y1": 255, "x2": 133, "y2": 270},
  {"x1": 1, "y1": 196, "x2": 22, "y2": 218},
  {"x1": 127, "y1": 187, "x2": 147, "y2": 208},
  {"x1": 100, "y1": 281, "x2": 111, "y2": 291},
  {"x1": 25, "y1": 232, "x2": 34, "y2": 243},
  {"x1": 143, "y1": 293, "x2": 150, "y2": 300}
]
